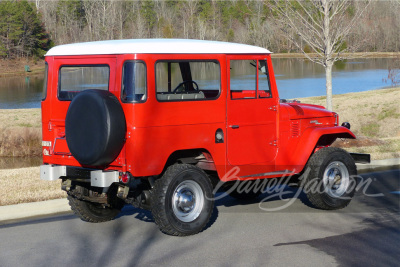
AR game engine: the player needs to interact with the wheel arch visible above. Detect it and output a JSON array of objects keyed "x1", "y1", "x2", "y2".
[
  {"x1": 161, "y1": 148, "x2": 217, "y2": 176},
  {"x1": 315, "y1": 132, "x2": 356, "y2": 147},
  {"x1": 288, "y1": 126, "x2": 356, "y2": 172}
]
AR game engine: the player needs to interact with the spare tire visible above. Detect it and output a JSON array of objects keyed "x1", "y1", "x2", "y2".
[{"x1": 65, "y1": 90, "x2": 126, "y2": 167}]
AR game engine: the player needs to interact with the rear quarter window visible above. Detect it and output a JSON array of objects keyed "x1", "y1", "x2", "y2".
[{"x1": 121, "y1": 61, "x2": 147, "y2": 103}]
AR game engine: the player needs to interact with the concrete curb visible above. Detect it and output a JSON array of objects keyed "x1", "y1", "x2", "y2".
[
  {"x1": 0, "y1": 198, "x2": 70, "y2": 224},
  {"x1": 356, "y1": 158, "x2": 400, "y2": 173},
  {"x1": 0, "y1": 159, "x2": 399, "y2": 224}
]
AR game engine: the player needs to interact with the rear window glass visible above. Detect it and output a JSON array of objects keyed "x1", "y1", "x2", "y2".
[{"x1": 58, "y1": 65, "x2": 109, "y2": 101}]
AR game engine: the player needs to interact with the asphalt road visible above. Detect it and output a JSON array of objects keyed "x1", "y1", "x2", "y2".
[{"x1": 0, "y1": 170, "x2": 399, "y2": 267}]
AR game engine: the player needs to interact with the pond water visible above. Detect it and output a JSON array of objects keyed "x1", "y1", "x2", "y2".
[
  {"x1": 272, "y1": 58, "x2": 394, "y2": 99},
  {"x1": 0, "y1": 74, "x2": 45, "y2": 109},
  {"x1": 0, "y1": 58, "x2": 395, "y2": 109}
]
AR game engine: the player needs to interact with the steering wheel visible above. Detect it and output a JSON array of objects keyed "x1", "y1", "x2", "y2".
[{"x1": 172, "y1": 80, "x2": 199, "y2": 93}]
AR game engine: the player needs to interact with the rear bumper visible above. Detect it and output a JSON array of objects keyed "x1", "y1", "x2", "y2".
[
  {"x1": 40, "y1": 164, "x2": 119, "y2": 188},
  {"x1": 40, "y1": 165, "x2": 66, "y2": 181}
]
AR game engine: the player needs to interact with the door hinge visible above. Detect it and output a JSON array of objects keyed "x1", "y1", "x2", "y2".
[
  {"x1": 270, "y1": 140, "x2": 277, "y2": 146},
  {"x1": 268, "y1": 105, "x2": 277, "y2": 111}
]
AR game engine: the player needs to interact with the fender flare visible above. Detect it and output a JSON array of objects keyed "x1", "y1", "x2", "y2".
[{"x1": 288, "y1": 126, "x2": 356, "y2": 169}]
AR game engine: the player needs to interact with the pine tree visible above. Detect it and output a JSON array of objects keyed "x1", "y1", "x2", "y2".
[{"x1": 0, "y1": 0, "x2": 52, "y2": 58}]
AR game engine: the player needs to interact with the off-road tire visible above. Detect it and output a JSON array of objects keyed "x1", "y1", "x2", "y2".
[
  {"x1": 68, "y1": 194, "x2": 122, "y2": 223},
  {"x1": 303, "y1": 147, "x2": 357, "y2": 210},
  {"x1": 151, "y1": 164, "x2": 214, "y2": 236}
]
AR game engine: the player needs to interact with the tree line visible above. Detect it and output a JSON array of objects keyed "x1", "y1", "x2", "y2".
[{"x1": 1, "y1": 0, "x2": 400, "y2": 59}]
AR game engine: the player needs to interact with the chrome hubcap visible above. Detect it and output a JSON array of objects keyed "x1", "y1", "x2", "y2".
[
  {"x1": 176, "y1": 189, "x2": 195, "y2": 212},
  {"x1": 323, "y1": 161, "x2": 350, "y2": 198},
  {"x1": 172, "y1": 180, "x2": 204, "y2": 222}
]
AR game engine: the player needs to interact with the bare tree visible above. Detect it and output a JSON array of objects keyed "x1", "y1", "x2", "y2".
[
  {"x1": 385, "y1": 56, "x2": 400, "y2": 87},
  {"x1": 268, "y1": 0, "x2": 370, "y2": 110},
  {"x1": 181, "y1": 0, "x2": 199, "y2": 39}
]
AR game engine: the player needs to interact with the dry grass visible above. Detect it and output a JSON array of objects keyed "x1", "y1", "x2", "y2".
[
  {"x1": 0, "y1": 58, "x2": 45, "y2": 77},
  {"x1": 0, "y1": 108, "x2": 41, "y2": 129},
  {"x1": 300, "y1": 88, "x2": 400, "y2": 160},
  {"x1": 0, "y1": 109, "x2": 42, "y2": 157},
  {"x1": 0, "y1": 167, "x2": 66, "y2": 206},
  {"x1": 0, "y1": 127, "x2": 42, "y2": 157}
]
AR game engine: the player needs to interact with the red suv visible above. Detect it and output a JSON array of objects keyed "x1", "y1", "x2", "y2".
[{"x1": 40, "y1": 39, "x2": 369, "y2": 236}]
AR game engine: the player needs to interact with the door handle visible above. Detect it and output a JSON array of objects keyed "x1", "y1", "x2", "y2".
[{"x1": 229, "y1": 125, "x2": 239, "y2": 129}]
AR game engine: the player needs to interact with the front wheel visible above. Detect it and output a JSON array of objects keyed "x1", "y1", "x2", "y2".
[
  {"x1": 151, "y1": 164, "x2": 214, "y2": 236},
  {"x1": 302, "y1": 147, "x2": 357, "y2": 210}
]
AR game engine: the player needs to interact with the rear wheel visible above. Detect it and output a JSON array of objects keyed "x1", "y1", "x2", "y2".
[
  {"x1": 151, "y1": 164, "x2": 214, "y2": 236},
  {"x1": 68, "y1": 185, "x2": 123, "y2": 223},
  {"x1": 303, "y1": 147, "x2": 357, "y2": 210}
]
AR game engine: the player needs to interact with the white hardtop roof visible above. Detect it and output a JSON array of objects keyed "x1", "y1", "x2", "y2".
[{"x1": 45, "y1": 39, "x2": 271, "y2": 56}]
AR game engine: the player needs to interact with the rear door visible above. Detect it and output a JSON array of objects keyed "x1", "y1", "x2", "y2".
[
  {"x1": 226, "y1": 55, "x2": 277, "y2": 176},
  {"x1": 43, "y1": 56, "x2": 117, "y2": 163}
]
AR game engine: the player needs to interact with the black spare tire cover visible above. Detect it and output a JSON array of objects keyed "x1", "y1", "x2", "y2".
[{"x1": 65, "y1": 90, "x2": 126, "y2": 167}]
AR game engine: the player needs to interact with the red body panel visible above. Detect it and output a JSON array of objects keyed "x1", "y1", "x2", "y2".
[{"x1": 42, "y1": 52, "x2": 356, "y2": 181}]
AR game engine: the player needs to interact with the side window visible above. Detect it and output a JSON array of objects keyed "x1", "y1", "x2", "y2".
[
  {"x1": 230, "y1": 60, "x2": 256, "y2": 99},
  {"x1": 156, "y1": 61, "x2": 220, "y2": 101},
  {"x1": 122, "y1": 61, "x2": 147, "y2": 103},
  {"x1": 230, "y1": 59, "x2": 272, "y2": 99},
  {"x1": 258, "y1": 60, "x2": 272, "y2": 98},
  {"x1": 42, "y1": 63, "x2": 48, "y2": 100},
  {"x1": 58, "y1": 65, "x2": 109, "y2": 101}
]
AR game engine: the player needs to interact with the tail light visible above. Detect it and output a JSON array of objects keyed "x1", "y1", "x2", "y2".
[{"x1": 120, "y1": 173, "x2": 130, "y2": 184}]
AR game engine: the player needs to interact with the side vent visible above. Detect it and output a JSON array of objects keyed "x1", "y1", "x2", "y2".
[{"x1": 291, "y1": 121, "x2": 300, "y2": 138}]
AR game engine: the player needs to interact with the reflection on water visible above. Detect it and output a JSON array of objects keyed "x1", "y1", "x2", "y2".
[
  {"x1": 0, "y1": 73, "x2": 44, "y2": 109},
  {"x1": 0, "y1": 157, "x2": 42, "y2": 169},
  {"x1": 272, "y1": 58, "x2": 393, "y2": 99},
  {"x1": 0, "y1": 58, "x2": 396, "y2": 109},
  {"x1": 272, "y1": 58, "x2": 391, "y2": 79}
]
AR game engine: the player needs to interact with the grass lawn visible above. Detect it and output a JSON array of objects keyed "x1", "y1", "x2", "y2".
[
  {"x1": 299, "y1": 87, "x2": 400, "y2": 160},
  {"x1": 0, "y1": 167, "x2": 66, "y2": 206}
]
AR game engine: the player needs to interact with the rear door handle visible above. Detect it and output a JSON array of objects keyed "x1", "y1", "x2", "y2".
[{"x1": 229, "y1": 125, "x2": 239, "y2": 129}]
